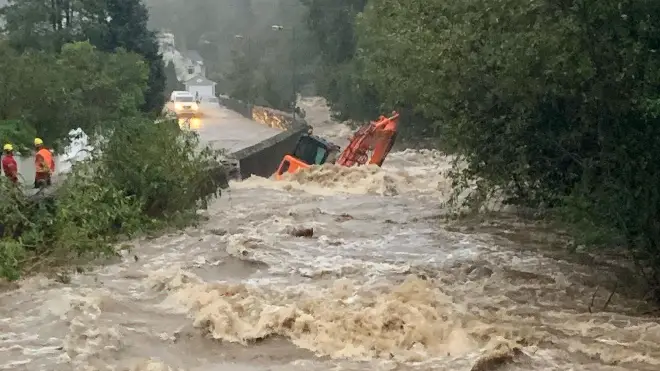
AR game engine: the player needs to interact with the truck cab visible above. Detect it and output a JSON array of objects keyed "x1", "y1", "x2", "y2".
[{"x1": 275, "y1": 134, "x2": 341, "y2": 179}]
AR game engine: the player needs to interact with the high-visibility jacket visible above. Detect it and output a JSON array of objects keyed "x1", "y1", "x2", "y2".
[{"x1": 35, "y1": 148, "x2": 55, "y2": 181}]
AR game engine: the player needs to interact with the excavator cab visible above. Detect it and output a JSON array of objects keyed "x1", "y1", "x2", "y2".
[{"x1": 275, "y1": 133, "x2": 340, "y2": 180}]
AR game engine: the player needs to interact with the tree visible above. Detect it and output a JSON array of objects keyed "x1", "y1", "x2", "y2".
[
  {"x1": 225, "y1": 46, "x2": 257, "y2": 104},
  {"x1": 355, "y1": 0, "x2": 660, "y2": 299},
  {"x1": 164, "y1": 61, "x2": 184, "y2": 98},
  {"x1": 103, "y1": 0, "x2": 165, "y2": 113},
  {"x1": 300, "y1": 0, "x2": 367, "y2": 66},
  {"x1": 0, "y1": 41, "x2": 148, "y2": 149},
  {"x1": 0, "y1": 0, "x2": 76, "y2": 51},
  {"x1": 0, "y1": 2, "x2": 226, "y2": 282},
  {"x1": 298, "y1": 0, "x2": 378, "y2": 121},
  {"x1": 1, "y1": 0, "x2": 166, "y2": 113}
]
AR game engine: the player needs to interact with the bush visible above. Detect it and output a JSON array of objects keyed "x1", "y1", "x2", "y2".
[
  {"x1": 0, "y1": 180, "x2": 30, "y2": 281},
  {"x1": 0, "y1": 116, "x2": 227, "y2": 281},
  {"x1": 97, "y1": 117, "x2": 226, "y2": 219},
  {"x1": 51, "y1": 164, "x2": 144, "y2": 256},
  {"x1": 0, "y1": 120, "x2": 37, "y2": 154}
]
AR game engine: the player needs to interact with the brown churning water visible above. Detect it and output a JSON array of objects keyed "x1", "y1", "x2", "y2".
[{"x1": 0, "y1": 98, "x2": 658, "y2": 371}]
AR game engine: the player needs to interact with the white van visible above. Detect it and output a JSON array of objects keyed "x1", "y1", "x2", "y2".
[
  {"x1": 170, "y1": 92, "x2": 199, "y2": 116},
  {"x1": 170, "y1": 90, "x2": 190, "y2": 101}
]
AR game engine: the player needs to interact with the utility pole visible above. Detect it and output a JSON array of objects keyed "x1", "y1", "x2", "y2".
[
  {"x1": 234, "y1": 34, "x2": 252, "y2": 108},
  {"x1": 271, "y1": 24, "x2": 297, "y2": 124}
]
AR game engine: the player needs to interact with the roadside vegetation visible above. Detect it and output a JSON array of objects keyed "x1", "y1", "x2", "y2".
[{"x1": 0, "y1": 1, "x2": 226, "y2": 280}]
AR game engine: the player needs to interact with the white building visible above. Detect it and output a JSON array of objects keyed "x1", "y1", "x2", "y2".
[
  {"x1": 184, "y1": 74, "x2": 216, "y2": 98},
  {"x1": 157, "y1": 31, "x2": 216, "y2": 98},
  {"x1": 157, "y1": 31, "x2": 201, "y2": 82},
  {"x1": 182, "y1": 50, "x2": 206, "y2": 77}
]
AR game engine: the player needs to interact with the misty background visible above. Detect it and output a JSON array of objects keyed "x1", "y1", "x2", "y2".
[{"x1": 146, "y1": 0, "x2": 319, "y2": 112}]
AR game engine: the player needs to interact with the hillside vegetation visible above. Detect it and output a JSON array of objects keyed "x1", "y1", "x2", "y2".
[{"x1": 0, "y1": 0, "x2": 225, "y2": 280}]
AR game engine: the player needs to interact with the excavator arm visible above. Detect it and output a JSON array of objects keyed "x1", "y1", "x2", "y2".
[{"x1": 336, "y1": 111, "x2": 400, "y2": 167}]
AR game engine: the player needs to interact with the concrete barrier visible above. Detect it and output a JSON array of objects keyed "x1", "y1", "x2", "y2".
[
  {"x1": 232, "y1": 125, "x2": 307, "y2": 179},
  {"x1": 217, "y1": 96, "x2": 252, "y2": 118},
  {"x1": 216, "y1": 96, "x2": 310, "y2": 179}
]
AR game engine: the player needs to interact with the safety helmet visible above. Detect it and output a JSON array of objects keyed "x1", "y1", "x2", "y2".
[
  {"x1": 34, "y1": 138, "x2": 43, "y2": 146},
  {"x1": 3, "y1": 143, "x2": 13, "y2": 151}
]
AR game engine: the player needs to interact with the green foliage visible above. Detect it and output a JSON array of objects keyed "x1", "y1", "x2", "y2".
[
  {"x1": 0, "y1": 240, "x2": 25, "y2": 282},
  {"x1": 314, "y1": 59, "x2": 381, "y2": 122},
  {"x1": 97, "y1": 117, "x2": 226, "y2": 219},
  {"x1": 0, "y1": 41, "x2": 148, "y2": 150},
  {"x1": 0, "y1": 3, "x2": 225, "y2": 282},
  {"x1": 321, "y1": 0, "x2": 660, "y2": 300},
  {"x1": 0, "y1": 116, "x2": 226, "y2": 281},
  {"x1": 0, "y1": 120, "x2": 37, "y2": 154},
  {"x1": 0, "y1": 179, "x2": 31, "y2": 239},
  {"x1": 164, "y1": 61, "x2": 185, "y2": 98},
  {"x1": 1, "y1": 0, "x2": 166, "y2": 114},
  {"x1": 52, "y1": 164, "x2": 143, "y2": 256},
  {"x1": 299, "y1": 0, "x2": 377, "y2": 121}
]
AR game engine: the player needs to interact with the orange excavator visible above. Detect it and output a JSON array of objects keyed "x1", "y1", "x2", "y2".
[{"x1": 274, "y1": 111, "x2": 399, "y2": 180}]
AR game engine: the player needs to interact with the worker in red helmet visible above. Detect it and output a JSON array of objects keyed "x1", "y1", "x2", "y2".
[{"x1": 1, "y1": 143, "x2": 18, "y2": 184}]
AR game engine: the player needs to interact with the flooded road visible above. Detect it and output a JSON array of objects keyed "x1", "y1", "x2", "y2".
[{"x1": 1, "y1": 98, "x2": 659, "y2": 371}]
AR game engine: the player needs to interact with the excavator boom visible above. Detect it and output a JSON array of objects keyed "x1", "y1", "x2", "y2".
[{"x1": 336, "y1": 111, "x2": 399, "y2": 167}]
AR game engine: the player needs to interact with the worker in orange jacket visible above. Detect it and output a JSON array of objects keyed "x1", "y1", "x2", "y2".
[
  {"x1": 34, "y1": 138, "x2": 55, "y2": 189},
  {"x1": 2, "y1": 144, "x2": 18, "y2": 184}
]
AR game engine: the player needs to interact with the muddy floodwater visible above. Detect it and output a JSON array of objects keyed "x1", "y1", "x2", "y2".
[{"x1": 1, "y1": 98, "x2": 659, "y2": 371}]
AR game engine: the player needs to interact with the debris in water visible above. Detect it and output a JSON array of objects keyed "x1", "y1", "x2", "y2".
[
  {"x1": 55, "y1": 271, "x2": 71, "y2": 284},
  {"x1": 209, "y1": 228, "x2": 227, "y2": 236},
  {"x1": 287, "y1": 226, "x2": 314, "y2": 238},
  {"x1": 470, "y1": 346, "x2": 524, "y2": 371},
  {"x1": 335, "y1": 213, "x2": 354, "y2": 222},
  {"x1": 465, "y1": 264, "x2": 494, "y2": 280}
]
